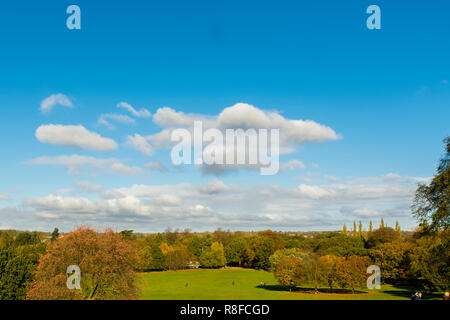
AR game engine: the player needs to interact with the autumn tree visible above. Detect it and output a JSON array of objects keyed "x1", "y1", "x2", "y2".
[
  {"x1": 27, "y1": 227, "x2": 141, "y2": 300},
  {"x1": 334, "y1": 255, "x2": 370, "y2": 293},
  {"x1": 274, "y1": 257, "x2": 301, "y2": 291},
  {"x1": 318, "y1": 254, "x2": 343, "y2": 291},
  {"x1": 294, "y1": 253, "x2": 327, "y2": 293}
]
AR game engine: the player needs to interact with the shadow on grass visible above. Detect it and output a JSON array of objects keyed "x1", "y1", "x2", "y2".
[
  {"x1": 258, "y1": 285, "x2": 367, "y2": 294},
  {"x1": 382, "y1": 285, "x2": 443, "y2": 300}
]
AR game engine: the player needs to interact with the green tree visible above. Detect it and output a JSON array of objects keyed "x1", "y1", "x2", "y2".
[
  {"x1": 0, "y1": 244, "x2": 46, "y2": 300},
  {"x1": 15, "y1": 232, "x2": 42, "y2": 246},
  {"x1": 165, "y1": 244, "x2": 191, "y2": 270},
  {"x1": 50, "y1": 228, "x2": 60, "y2": 242},
  {"x1": 342, "y1": 224, "x2": 347, "y2": 235},
  {"x1": 366, "y1": 227, "x2": 400, "y2": 248},
  {"x1": 269, "y1": 248, "x2": 307, "y2": 271},
  {"x1": 315, "y1": 233, "x2": 367, "y2": 257},
  {"x1": 187, "y1": 235, "x2": 211, "y2": 260},
  {"x1": 225, "y1": 237, "x2": 247, "y2": 267},
  {"x1": 243, "y1": 236, "x2": 276, "y2": 270},
  {"x1": 119, "y1": 230, "x2": 135, "y2": 239},
  {"x1": 370, "y1": 241, "x2": 411, "y2": 282},
  {"x1": 149, "y1": 244, "x2": 167, "y2": 270},
  {"x1": 412, "y1": 137, "x2": 449, "y2": 232},
  {"x1": 200, "y1": 242, "x2": 226, "y2": 268},
  {"x1": 408, "y1": 232, "x2": 449, "y2": 290}
]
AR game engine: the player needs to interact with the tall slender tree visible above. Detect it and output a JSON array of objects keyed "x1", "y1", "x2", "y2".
[{"x1": 342, "y1": 224, "x2": 347, "y2": 235}]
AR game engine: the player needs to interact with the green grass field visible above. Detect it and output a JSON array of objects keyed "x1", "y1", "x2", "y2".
[{"x1": 138, "y1": 268, "x2": 440, "y2": 300}]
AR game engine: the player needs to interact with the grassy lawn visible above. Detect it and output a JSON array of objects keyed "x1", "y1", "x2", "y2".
[{"x1": 138, "y1": 268, "x2": 440, "y2": 300}]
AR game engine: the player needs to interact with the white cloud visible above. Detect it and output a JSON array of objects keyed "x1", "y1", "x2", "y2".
[
  {"x1": 145, "y1": 103, "x2": 341, "y2": 174},
  {"x1": 13, "y1": 172, "x2": 424, "y2": 231},
  {"x1": 143, "y1": 161, "x2": 167, "y2": 172},
  {"x1": 280, "y1": 159, "x2": 306, "y2": 171},
  {"x1": 117, "y1": 102, "x2": 151, "y2": 118},
  {"x1": 40, "y1": 93, "x2": 73, "y2": 113},
  {"x1": 75, "y1": 180, "x2": 103, "y2": 193},
  {"x1": 0, "y1": 194, "x2": 12, "y2": 201},
  {"x1": 98, "y1": 113, "x2": 135, "y2": 128},
  {"x1": 297, "y1": 184, "x2": 334, "y2": 199},
  {"x1": 27, "y1": 155, "x2": 143, "y2": 176},
  {"x1": 149, "y1": 103, "x2": 340, "y2": 149},
  {"x1": 153, "y1": 107, "x2": 198, "y2": 127},
  {"x1": 110, "y1": 163, "x2": 143, "y2": 175},
  {"x1": 382, "y1": 173, "x2": 430, "y2": 184},
  {"x1": 35, "y1": 124, "x2": 118, "y2": 152},
  {"x1": 199, "y1": 179, "x2": 232, "y2": 194},
  {"x1": 126, "y1": 134, "x2": 153, "y2": 156}
]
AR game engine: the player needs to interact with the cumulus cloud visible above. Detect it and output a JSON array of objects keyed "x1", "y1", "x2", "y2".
[
  {"x1": 126, "y1": 134, "x2": 153, "y2": 156},
  {"x1": 117, "y1": 102, "x2": 151, "y2": 118},
  {"x1": 146, "y1": 103, "x2": 340, "y2": 174},
  {"x1": 26, "y1": 155, "x2": 143, "y2": 176},
  {"x1": 40, "y1": 93, "x2": 73, "y2": 113},
  {"x1": 12, "y1": 173, "x2": 424, "y2": 231},
  {"x1": 35, "y1": 124, "x2": 118, "y2": 152},
  {"x1": 148, "y1": 103, "x2": 340, "y2": 148}
]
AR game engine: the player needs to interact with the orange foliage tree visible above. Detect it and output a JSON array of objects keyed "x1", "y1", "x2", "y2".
[{"x1": 27, "y1": 226, "x2": 141, "y2": 300}]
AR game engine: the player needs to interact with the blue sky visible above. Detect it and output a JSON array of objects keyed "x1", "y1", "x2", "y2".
[{"x1": 0, "y1": 0, "x2": 448, "y2": 232}]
